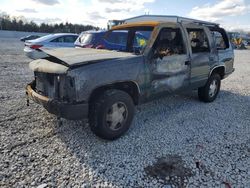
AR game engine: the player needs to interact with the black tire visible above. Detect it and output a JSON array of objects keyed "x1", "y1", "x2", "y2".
[
  {"x1": 89, "y1": 89, "x2": 135, "y2": 140},
  {"x1": 198, "y1": 73, "x2": 221, "y2": 103}
]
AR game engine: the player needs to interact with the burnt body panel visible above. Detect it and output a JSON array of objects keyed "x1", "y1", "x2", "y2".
[
  {"x1": 26, "y1": 81, "x2": 88, "y2": 120},
  {"x1": 67, "y1": 55, "x2": 145, "y2": 102},
  {"x1": 41, "y1": 48, "x2": 137, "y2": 67},
  {"x1": 150, "y1": 55, "x2": 190, "y2": 94}
]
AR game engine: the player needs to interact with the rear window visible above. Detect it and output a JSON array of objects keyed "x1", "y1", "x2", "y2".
[
  {"x1": 79, "y1": 33, "x2": 94, "y2": 44},
  {"x1": 32, "y1": 34, "x2": 54, "y2": 42},
  {"x1": 50, "y1": 35, "x2": 77, "y2": 43}
]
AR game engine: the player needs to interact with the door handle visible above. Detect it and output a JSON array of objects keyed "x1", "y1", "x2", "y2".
[{"x1": 185, "y1": 60, "x2": 191, "y2": 65}]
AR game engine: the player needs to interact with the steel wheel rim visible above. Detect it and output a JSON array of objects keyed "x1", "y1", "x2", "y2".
[
  {"x1": 106, "y1": 102, "x2": 128, "y2": 131},
  {"x1": 209, "y1": 80, "x2": 218, "y2": 97}
]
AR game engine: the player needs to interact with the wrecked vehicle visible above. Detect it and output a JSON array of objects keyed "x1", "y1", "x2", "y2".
[{"x1": 26, "y1": 16, "x2": 234, "y2": 140}]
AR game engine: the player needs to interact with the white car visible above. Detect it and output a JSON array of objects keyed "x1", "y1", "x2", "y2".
[{"x1": 24, "y1": 33, "x2": 78, "y2": 59}]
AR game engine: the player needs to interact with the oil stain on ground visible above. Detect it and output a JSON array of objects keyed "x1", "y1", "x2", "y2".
[{"x1": 145, "y1": 154, "x2": 193, "y2": 187}]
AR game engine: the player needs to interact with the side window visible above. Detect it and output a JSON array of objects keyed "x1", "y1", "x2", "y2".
[
  {"x1": 51, "y1": 37, "x2": 64, "y2": 43},
  {"x1": 117, "y1": 33, "x2": 127, "y2": 45},
  {"x1": 187, "y1": 28, "x2": 210, "y2": 53},
  {"x1": 106, "y1": 31, "x2": 128, "y2": 45},
  {"x1": 106, "y1": 32, "x2": 116, "y2": 43},
  {"x1": 211, "y1": 30, "x2": 229, "y2": 50},
  {"x1": 64, "y1": 36, "x2": 77, "y2": 43},
  {"x1": 154, "y1": 27, "x2": 186, "y2": 57}
]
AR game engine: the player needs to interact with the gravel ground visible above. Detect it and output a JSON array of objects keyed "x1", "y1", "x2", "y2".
[{"x1": 0, "y1": 38, "x2": 249, "y2": 188}]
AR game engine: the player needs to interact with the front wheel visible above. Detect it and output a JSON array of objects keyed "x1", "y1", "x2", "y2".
[
  {"x1": 89, "y1": 89, "x2": 135, "y2": 140},
  {"x1": 198, "y1": 73, "x2": 221, "y2": 103}
]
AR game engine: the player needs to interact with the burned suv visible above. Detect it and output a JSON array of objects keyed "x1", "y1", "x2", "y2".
[{"x1": 26, "y1": 17, "x2": 234, "y2": 140}]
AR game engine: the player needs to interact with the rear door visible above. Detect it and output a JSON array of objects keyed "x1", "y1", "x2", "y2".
[
  {"x1": 49, "y1": 36, "x2": 64, "y2": 47},
  {"x1": 148, "y1": 23, "x2": 191, "y2": 95},
  {"x1": 62, "y1": 35, "x2": 78, "y2": 47},
  {"x1": 49, "y1": 36, "x2": 77, "y2": 48},
  {"x1": 211, "y1": 28, "x2": 234, "y2": 74},
  {"x1": 183, "y1": 24, "x2": 215, "y2": 87}
]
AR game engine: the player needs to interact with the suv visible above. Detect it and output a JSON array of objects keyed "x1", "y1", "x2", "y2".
[{"x1": 26, "y1": 17, "x2": 234, "y2": 140}]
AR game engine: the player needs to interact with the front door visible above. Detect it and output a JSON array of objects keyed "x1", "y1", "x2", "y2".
[{"x1": 148, "y1": 24, "x2": 191, "y2": 96}]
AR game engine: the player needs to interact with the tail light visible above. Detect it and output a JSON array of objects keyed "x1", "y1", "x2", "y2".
[
  {"x1": 30, "y1": 45, "x2": 43, "y2": 49},
  {"x1": 83, "y1": 44, "x2": 94, "y2": 48}
]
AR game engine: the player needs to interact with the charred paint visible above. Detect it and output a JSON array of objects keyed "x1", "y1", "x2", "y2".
[{"x1": 151, "y1": 55, "x2": 189, "y2": 92}]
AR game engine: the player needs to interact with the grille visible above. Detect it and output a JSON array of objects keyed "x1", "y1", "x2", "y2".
[{"x1": 35, "y1": 72, "x2": 56, "y2": 98}]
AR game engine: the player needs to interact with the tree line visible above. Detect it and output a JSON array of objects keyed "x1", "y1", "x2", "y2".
[{"x1": 0, "y1": 13, "x2": 100, "y2": 34}]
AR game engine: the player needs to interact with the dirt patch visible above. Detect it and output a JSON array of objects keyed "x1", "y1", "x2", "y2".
[{"x1": 145, "y1": 154, "x2": 193, "y2": 187}]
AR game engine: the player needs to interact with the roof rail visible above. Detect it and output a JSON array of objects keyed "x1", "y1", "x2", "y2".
[{"x1": 124, "y1": 15, "x2": 219, "y2": 27}]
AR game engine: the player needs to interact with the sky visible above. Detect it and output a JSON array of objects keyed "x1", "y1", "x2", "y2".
[{"x1": 0, "y1": 0, "x2": 250, "y2": 31}]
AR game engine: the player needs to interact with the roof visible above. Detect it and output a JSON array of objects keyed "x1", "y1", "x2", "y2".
[
  {"x1": 52, "y1": 33, "x2": 78, "y2": 36},
  {"x1": 111, "y1": 21, "x2": 160, "y2": 30},
  {"x1": 81, "y1": 30, "x2": 107, "y2": 34},
  {"x1": 123, "y1": 15, "x2": 219, "y2": 27}
]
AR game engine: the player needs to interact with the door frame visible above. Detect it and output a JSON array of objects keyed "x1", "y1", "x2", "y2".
[{"x1": 145, "y1": 22, "x2": 192, "y2": 98}]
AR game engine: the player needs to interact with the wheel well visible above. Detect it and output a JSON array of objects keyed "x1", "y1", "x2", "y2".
[
  {"x1": 211, "y1": 66, "x2": 225, "y2": 79},
  {"x1": 89, "y1": 82, "x2": 140, "y2": 105}
]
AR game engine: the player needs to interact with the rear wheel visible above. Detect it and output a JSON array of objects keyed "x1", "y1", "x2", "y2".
[
  {"x1": 89, "y1": 89, "x2": 135, "y2": 140},
  {"x1": 198, "y1": 73, "x2": 221, "y2": 102}
]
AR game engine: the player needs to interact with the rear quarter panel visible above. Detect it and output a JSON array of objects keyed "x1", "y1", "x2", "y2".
[{"x1": 218, "y1": 46, "x2": 234, "y2": 76}]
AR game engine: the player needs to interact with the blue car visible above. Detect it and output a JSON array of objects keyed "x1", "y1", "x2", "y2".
[
  {"x1": 74, "y1": 30, "x2": 105, "y2": 48},
  {"x1": 74, "y1": 30, "x2": 150, "y2": 52}
]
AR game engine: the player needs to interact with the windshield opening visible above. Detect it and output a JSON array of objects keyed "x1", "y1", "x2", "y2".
[{"x1": 104, "y1": 26, "x2": 154, "y2": 54}]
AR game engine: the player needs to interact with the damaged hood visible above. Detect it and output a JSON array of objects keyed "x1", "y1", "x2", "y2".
[
  {"x1": 40, "y1": 47, "x2": 136, "y2": 67},
  {"x1": 29, "y1": 59, "x2": 69, "y2": 74}
]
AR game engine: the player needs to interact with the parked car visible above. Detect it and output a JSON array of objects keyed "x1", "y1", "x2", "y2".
[
  {"x1": 24, "y1": 33, "x2": 78, "y2": 59},
  {"x1": 75, "y1": 30, "x2": 149, "y2": 51},
  {"x1": 20, "y1": 35, "x2": 41, "y2": 42},
  {"x1": 74, "y1": 30, "x2": 105, "y2": 48},
  {"x1": 26, "y1": 16, "x2": 234, "y2": 140}
]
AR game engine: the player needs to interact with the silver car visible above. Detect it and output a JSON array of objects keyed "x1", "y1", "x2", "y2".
[{"x1": 24, "y1": 33, "x2": 78, "y2": 59}]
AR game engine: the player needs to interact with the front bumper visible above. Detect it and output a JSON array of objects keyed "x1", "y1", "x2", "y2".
[{"x1": 26, "y1": 81, "x2": 88, "y2": 120}]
